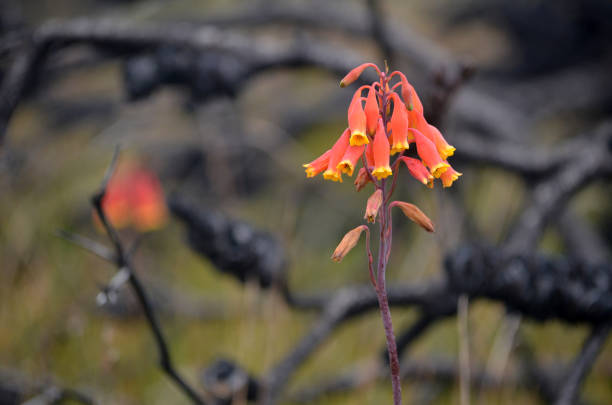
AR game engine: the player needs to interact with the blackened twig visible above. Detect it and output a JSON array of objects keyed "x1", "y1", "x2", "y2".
[
  {"x1": 88, "y1": 150, "x2": 207, "y2": 405},
  {"x1": 555, "y1": 323, "x2": 612, "y2": 405}
]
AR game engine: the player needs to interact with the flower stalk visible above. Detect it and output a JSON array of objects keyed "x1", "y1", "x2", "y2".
[{"x1": 307, "y1": 62, "x2": 459, "y2": 405}]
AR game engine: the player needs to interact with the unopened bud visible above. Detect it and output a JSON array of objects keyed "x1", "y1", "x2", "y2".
[
  {"x1": 340, "y1": 63, "x2": 377, "y2": 88},
  {"x1": 391, "y1": 201, "x2": 434, "y2": 232},
  {"x1": 331, "y1": 225, "x2": 368, "y2": 262},
  {"x1": 364, "y1": 189, "x2": 383, "y2": 223},
  {"x1": 354, "y1": 167, "x2": 372, "y2": 192}
]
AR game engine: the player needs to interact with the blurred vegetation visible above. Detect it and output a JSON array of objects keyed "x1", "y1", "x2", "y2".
[{"x1": 1, "y1": 0, "x2": 611, "y2": 404}]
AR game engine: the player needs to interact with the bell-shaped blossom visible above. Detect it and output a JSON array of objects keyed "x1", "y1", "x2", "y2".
[
  {"x1": 323, "y1": 128, "x2": 351, "y2": 182},
  {"x1": 426, "y1": 124, "x2": 455, "y2": 160},
  {"x1": 337, "y1": 145, "x2": 365, "y2": 176},
  {"x1": 400, "y1": 157, "x2": 433, "y2": 188},
  {"x1": 440, "y1": 164, "x2": 462, "y2": 187},
  {"x1": 364, "y1": 86, "x2": 380, "y2": 136},
  {"x1": 348, "y1": 91, "x2": 369, "y2": 146},
  {"x1": 371, "y1": 119, "x2": 392, "y2": 180},
  {"x1": 411, "y1": 128, "x2": 449, "y2": 178},
  {"x1": 303, "y1": 149, "x2": 332, "y2": 178},
  {"x1": 389, "y1": 93, "x2": 410, "y2": 155}
]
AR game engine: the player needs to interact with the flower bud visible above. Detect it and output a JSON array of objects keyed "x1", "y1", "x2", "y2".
[
  {"x1": 391, "y1": 201, "x2": 434, "y2": 232},
  {"x1": 331, "y1": 225, "x2": 368, "y2": 262},
  {"x1": 354, "y1": 167, "x2": 372, "y2": 192},
  {"x1": 364, "y1": 189, "x2": 383, "y2": 223},
  {"x1": 340, "y1": 63, "x2": 377, "y2": 88}
]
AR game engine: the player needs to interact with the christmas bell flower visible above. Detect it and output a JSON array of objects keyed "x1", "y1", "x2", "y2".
[
  {"x1": 323, "y1": 128, "x2": 351, "y2": 182},
  {"x1": 371, "y1": 119, "x2": 393, "y2": 180},
  {"x1": 426, "y1": 124, "x2": 455, "y2": 160},
  {"x1": 389, "y1": 93, "x2": 410, "y2": 155},
  {"x1": 410, "y1": 128, "x2": 449, "y2": 178},
  {"x1": 331, "y1": 225, "x2": 368, "y2": 262},
  {"x1": 364, "y1": 86, "x2": 380, "y2": 136},
  {"x1": 337, "y1": 145, "x2": 365, "y2": 176},
  {"x1": 354, "y1": 167, "x2": 372, "y2": 191},
  {"x1": 364, "y1": 189, "x2": 383, "y2": 223},
  {"x1": 390, "y1": 201, "x2": 435, "y2": 233},
  {"x1": 400, "y1": 157, "x2": 434, "y2": 188},
  {"x1": 303, "y1": 149, "x2": 332, "y2": 178},
  {"x1": 348, "y1": 90, "x2": 369, "y2": 146},
  {"x1": 440, "y1": 164, "x2": 462, "y2": 187}
]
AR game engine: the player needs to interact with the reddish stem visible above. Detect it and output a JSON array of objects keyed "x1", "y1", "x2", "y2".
[{"x1": 372, "y1": 72, "x2": 402, "y2": 405}]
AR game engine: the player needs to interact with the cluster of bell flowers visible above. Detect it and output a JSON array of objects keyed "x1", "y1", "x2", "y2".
[{"x1": 303, "y1": 63, "x2": 461, "y2": 189}]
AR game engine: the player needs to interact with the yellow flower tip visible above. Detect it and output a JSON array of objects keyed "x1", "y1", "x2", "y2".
[
  {"x1": 337, "y1": 161, "x2": 355, "y2": 176},
  {"x1": 339, "y1": 81, "x2": 347, "y2": 88},
  {"x1": 349, "y1": 132, "x2": 369, "y2": 146},
  {"x1": 371, "y1": 166, "x2": 393, "y2": 180},
  {"x1": 323, "y1": 170, "x2": 343, "y2": 182},
  {"x1": 391, "y1": 142, "x2": 410, "y2": 155},
  {"x1": 430, "y1": 162, "x2": 450, "y2": 178},
  {"x1": 442, "y1": 171, "x2": 462, "y2": 187}
]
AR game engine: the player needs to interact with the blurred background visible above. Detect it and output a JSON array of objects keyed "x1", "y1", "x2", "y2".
[{"x1": 1, "y1": 0, "x2": 612, "y2": 404}]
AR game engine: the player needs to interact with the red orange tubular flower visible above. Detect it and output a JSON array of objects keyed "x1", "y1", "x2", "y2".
[
  {"x1": 400, "y1": 157, "x2": 434, "y2": 188},
  {"x1": 303, "y1": 149, "x2": 331, "y2": 178},
  {"x1": 389, "y1": 93, "x2": 410, "y2": 155},
  {"x1": 411, "y1": 128, "x2": 449, "y2": 178},
  {"x1": 338, "y1": 145, "x2": 365, "y2": 176},
  {"x1": 323, "y1": 128, "x2": 351, "y2": 182},
  {"x1": 440, "y1": 164, "x2": 462, "y2": 187},
  {"x1": 371, "y1": 119, "x2": 392, "y2": 180},
  {"x1": 348, "y1": 91, "x2": 369, "y2": 146},
  {"x1": 364, "y1": 86, "x2": 380, "y2": 136},
  {"x1": 426, "y1": 124, "x2": 455, "y2": 160}
]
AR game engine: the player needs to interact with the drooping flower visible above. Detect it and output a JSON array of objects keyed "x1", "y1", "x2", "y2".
[
  {"x1": 426, "y1": 124, "x2": 455, "y2": 160},
  {"x1": 99, "y1": 161, "x2": 167, "y2": 231},
  {"x1": 389, "y1": 93, "x2": 410, "y2": 155},
  {"x1": 323, "y1": 128, "x2": 351, "y2": 182},
  {"x1": 440, "y1": 164, "x2": 462, "y2": 187},
  {"x1": 364, "y1": 86, "x2": 380, "y2": 136},
  {"x1": 400, "y1": 157, "x2": 434, "y2": 188},
  {"x1": 410, "y1": 128, "x2": 449, "y2": 178},
  {"x1": 348, "y1": 91, "x2": 369, "y2": 146},
  {"x1": 338, "y1": 145, "x2": 365, "y2": 176},
  {"x1": 371, "y1": 119, "x2": 392, "y2": 180},
  {"x1": 303, "y1": 149, "x2": 332, "y2": 178}
]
